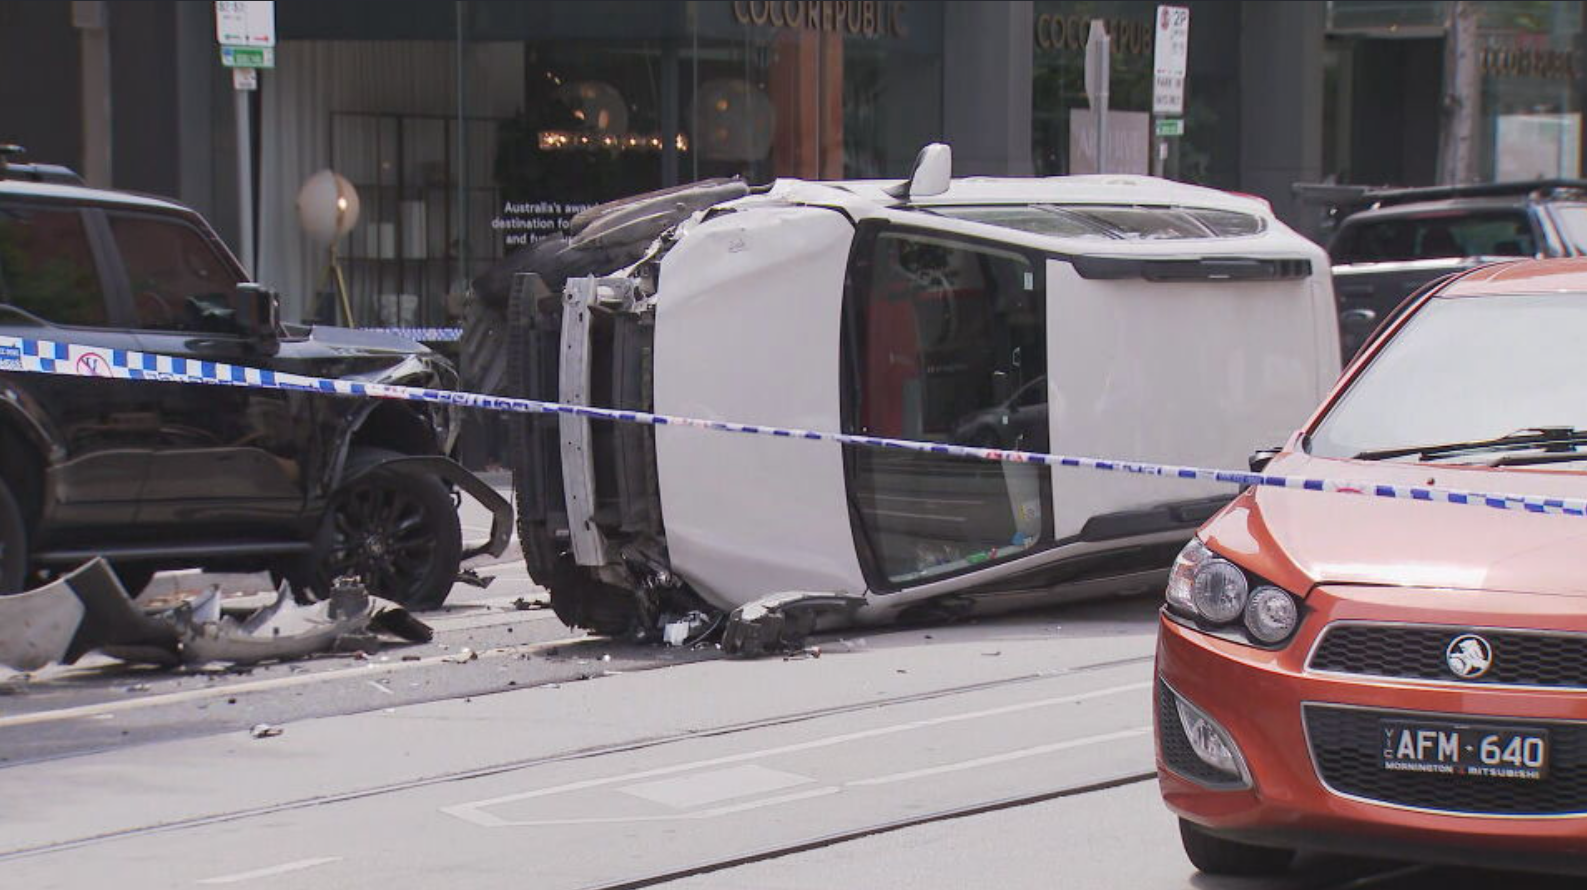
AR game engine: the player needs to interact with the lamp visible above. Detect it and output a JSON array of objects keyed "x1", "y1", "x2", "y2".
[{"x1": 296, "y1": 169, "x2": 361, "y2": 326}]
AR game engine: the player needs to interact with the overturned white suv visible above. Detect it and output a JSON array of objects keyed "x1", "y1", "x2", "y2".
[{"x1": 483, "y1": 145, "x2": 1338, "y2": 650}]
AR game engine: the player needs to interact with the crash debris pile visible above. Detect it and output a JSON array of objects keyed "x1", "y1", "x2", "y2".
[{"x1": 0, "y1": 560, "x2": 432, "y2": 673}]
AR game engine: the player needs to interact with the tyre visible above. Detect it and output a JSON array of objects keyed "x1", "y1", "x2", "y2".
[
  {"x1": 0, "y1": 478, "x2": 27, "y2": 594},
  {"x1": 1178, "y1": 820, "x2": 1295, "y2": 876},
  {"x1": 309, "y1": 448, "x2": 462, "y2": 611}
]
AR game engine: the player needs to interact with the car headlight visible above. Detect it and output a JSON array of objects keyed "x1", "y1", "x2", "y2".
[
  {"x1": 1244, "y1": 586, "x2": 1299, "y2": 643},
  {"x1": 1164, "y1": 538, "x2": 1302, "y2": 647}
]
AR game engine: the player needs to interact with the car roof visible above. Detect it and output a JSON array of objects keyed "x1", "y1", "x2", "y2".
[
  {"x1": 0, "y1": 179, "x2": 191, "y2": 214},
  {"x1": 1340, "y1": 195, "x2": 1532, "y2": 225},
  {"x1": 1441, "y1": 257, "x2": 1587, "y2": 295},
  {"x1": 780, "y1": 174, "x2": 1272, "y2": 215}
]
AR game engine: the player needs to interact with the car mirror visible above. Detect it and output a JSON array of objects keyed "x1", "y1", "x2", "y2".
[
  {"x1": 1249, "y1": 447, "x2": 1281, "y2": 473},
  {"x1": 233, "y1": 283, "x2": 281, "y2": 356}
]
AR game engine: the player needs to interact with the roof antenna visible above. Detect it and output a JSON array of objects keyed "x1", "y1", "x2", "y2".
[{"x1": 885, "y1": 143, "x2": 952, "y2": 202}]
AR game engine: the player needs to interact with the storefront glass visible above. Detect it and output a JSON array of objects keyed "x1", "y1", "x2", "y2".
[
  {"x1": 1029, "y1": 1, "x2": 1241, "y2": 189},
  {"x1": 257, "y1": 0, "x2": 943, "y2": 327}
]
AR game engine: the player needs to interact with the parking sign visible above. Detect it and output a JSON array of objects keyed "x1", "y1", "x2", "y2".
[
  {"x1": 1153, "y1": 6, "x2": 1190, "y2": 115},
  {"x1": 214, "y1": 1, "x2": 276, "y2": 48}
]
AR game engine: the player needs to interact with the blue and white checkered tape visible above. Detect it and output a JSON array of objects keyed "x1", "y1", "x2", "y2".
[
  {"x1": 359, "y1": 327, "x2": 464, "y2": 342},
  {"x1": 3, "y1": 334, "x2": 1583, "y2": 519}
]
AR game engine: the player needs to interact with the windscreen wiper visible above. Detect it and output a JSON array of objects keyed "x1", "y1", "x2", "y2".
[{"x1": 1353, "y1": 427, "x2": 1587, "y2": 462}]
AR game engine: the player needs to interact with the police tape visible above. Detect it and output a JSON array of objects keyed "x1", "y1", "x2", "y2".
[
  {"x1": 4, "y1": 334, "x2": 1585, "y2": 520},
  {"x1": 359, "y1": 327, "x2": 463, "y2": 342}
]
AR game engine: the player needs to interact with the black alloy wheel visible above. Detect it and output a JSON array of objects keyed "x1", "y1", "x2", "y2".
[{"x1": 316, "y1": 449, "x2": 461, "y2": 611}]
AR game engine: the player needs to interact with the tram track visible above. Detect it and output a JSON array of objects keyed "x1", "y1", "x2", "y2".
[{"x1": 0, "y1": 653, "x2": 1153, "y2": 864}]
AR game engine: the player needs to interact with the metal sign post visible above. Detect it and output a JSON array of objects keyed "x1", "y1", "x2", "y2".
[
  {"x1": 1084, "y1": 21, "x2": 1112, "y2": 174},
  {"x1": 215, "y1": 1, "x2": 276, "y2": 278}
]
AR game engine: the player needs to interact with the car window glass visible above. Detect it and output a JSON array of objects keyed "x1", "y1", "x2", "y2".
[
  {"x1": 927, "y1": 206, "x2": 1102, "y2": 238},
  {"x1": 927, "y1": 205, "x2": 1265, "y2": 241},
  {"x1": 108, "y1": 213, "x2": 241, "y2": 333},
  {"x1": 0, "y1": 203, "x2": 109, "y2": 326},
  {"x1": 843, "y1": 230, "x2": 1051, "y2": 587},
  {"x1": 1310, "y1": 293, "x2": 1587, "y2": 460},
  {"x1": 1332, "y1": 211, "x2": 1535, "y2": 263},
  {"x1": 1549, "y1": 205, "x2": 1587, "y2": 253}
]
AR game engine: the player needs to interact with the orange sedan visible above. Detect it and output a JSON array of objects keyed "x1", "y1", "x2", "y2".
[{"x1": 1157, "y1": 259, "x2": 1587, "y2": 876}]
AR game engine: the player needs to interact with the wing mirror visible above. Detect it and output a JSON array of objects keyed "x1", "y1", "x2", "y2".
[
  {"x1": 1249, "y1": 447, "x2": 1281, "y2": 473},
  {"x1": 233, "y1": 283, "x2": 281, "y2": 356}
]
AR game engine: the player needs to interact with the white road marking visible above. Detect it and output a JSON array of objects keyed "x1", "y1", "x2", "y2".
[
  {"x1": 196, "y1": 856, "x2": 341, "y2": 884},
  {"x1": 0, "y1": 633, "x2": 589, "y2": 730},
  {"x1": 847, "y1": 726, "x2": 1151, "y2": 786},
  {"x1": 620, "y1": 765, "x2": 815, "y2": 809},
  {"x1": 441, "y1": 680, "x2": 1150, "y2": 828}
]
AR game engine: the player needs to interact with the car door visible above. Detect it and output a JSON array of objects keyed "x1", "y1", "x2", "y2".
[
  {"x1": 102, "y1": 208, "x2": 309, "y2": 531},
  {"x1": 840, "y1": 224, "x2": 1053, "y2": 591},
  {"x1": 0, "y1": 198, "x2": 149, "y2": 532}
]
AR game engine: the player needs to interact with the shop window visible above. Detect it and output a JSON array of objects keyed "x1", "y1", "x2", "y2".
[
  {"x1": 0, "y1": 204, "x2": 108, "y2": 327},
  {"x1": 842, "y1": 228, "x2": 1051, "y2": 588},
  {"x1": 108, "y1": 214, "x2": 242, "y2": 332}
]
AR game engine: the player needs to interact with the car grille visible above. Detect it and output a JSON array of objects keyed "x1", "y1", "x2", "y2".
[
  {"x1": 1304, "y1": 704, "x2": 1587, "y2": 816},
  {"x1": 1156, "y1": 682, "x2": 1245, "y2": 788},
  {"x1": 1309, "y1": 623, "x2": 1587, "y2": 689}
]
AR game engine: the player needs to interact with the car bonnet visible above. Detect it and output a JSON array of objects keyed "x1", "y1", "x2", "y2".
[{"x1": 1201, "y1": 451, "x2": 1587, "y2": 599}]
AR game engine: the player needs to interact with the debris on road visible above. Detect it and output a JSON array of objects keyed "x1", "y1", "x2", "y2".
[
  {"x1": 0, "y1": 562, "x2": 433, "y2": 674},
  {"x1": 721, "y1": 592, "x2": 864, "y2": 658},
  {"x1": 509, "y1": 596, "x2": 547, "y2": 611},
  {"x1": 248, "y1": 723, "x2": 284, "y2": 739},
  {"x1": 442, "y1": 647, "x2": 478, "y2": 664}
]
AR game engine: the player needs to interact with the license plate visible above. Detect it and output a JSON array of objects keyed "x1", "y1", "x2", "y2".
[{"x1": 1381, "y1": 721, "x2": 1549, "y2": 780}]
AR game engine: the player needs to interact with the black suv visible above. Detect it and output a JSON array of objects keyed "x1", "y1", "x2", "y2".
[
  {"x1": 0, "y1": 153, "x2": 509, "y2": 608},
  {"x1": 1299, "y1": 180, "x2": 1587, "y2": 360}
]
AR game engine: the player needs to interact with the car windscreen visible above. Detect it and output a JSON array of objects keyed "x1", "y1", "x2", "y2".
[
  {"x1": 1330, "y1": 211, "x2": 1535, "y2": 263},
  {"x1": 1309, "y1": 292, "x2": 1587, "y2": 461},
  {"x1": 928, "y1": 205, "x2": 1266, "y2": 240}
]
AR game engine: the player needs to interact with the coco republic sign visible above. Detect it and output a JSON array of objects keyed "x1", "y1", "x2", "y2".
[{"x1": 730, "y1": 1, "x2": 909, "y2": 38}]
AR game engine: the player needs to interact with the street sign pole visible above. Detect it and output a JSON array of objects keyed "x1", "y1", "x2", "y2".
[
  {"x1": 1084, "y1": 21, "x2": 1111, "y2": 174},
  {"x1": 215, "y1": 1, "x2": 276, "y2": 278},
  {"x1": 235, "y1": 86, "x2": 253, "y2": 276}
]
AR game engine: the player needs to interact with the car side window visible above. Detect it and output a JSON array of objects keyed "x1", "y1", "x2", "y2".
[
  {"x1": 842, "y1": 229, "x2": 1052, "y2": 588},
  {"x1": 108, "y1": 213, "x2": 242, "y2": 333},
  {"x1": 0, "y1": 203, "x2": 110, "y2": 327}
]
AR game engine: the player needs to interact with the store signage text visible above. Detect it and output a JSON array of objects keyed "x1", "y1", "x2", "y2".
[
  {"x1": 1481, "y1": 45, "x2": 1578, "y2": 81},
  {"x1": 493, "y1": 201, "x2": 597, "y2": 247},
  {"x1": 731, "y1": 1, "x2": 908, "y2": 39},
  {"x1": 1036, "y1": 15, "x2": 1152, "y2": 55}
]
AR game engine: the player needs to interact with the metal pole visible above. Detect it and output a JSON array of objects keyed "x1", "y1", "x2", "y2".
[
  {"x1": 235, "y1": 86, "x2": 254, "y2": 277},
  {"x1": 1084, "y1": 20, "x2": 1111, "y2": 174}
]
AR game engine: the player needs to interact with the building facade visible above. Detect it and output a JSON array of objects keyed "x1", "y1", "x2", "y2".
[{"x1": 1, "y1": 1, "x2": 1581, "y2": 326}]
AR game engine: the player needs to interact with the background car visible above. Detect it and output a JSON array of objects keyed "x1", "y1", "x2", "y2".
[
  {"x1": 0, "y1": 152, "x2": 509, "y2": 608},
  {"x1": 488, "y1": 145, "x2": 1339, "y2": 639},
  {"x1": 1158, "y1": 257, "x2": 1587, "y2": 878},
  {"x1": 1297, "y1": 179, "x2": 1587, "y2": 361}
]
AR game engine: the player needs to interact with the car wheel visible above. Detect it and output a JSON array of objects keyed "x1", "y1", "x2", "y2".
[
  {"x1": 314, "y1": 448, "x2": 462, "y2": 611},
  {"x1": 1178, "y1": 820, "x2": 1294, "y2": 876},
  {"x1": 0, "y1": 479, "x2": 27, "y2": 594}
]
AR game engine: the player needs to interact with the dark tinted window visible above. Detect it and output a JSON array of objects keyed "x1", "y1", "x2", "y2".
[
  {"x1": 1332, "y1": 211, "x2": 1535, "y2": 263},
  {"x1": 109, "y1": 214, "x2": 240, "y2": 332},
  {"x1": 0, "y1": 204, "x2": 108, "y2": 326},
  {"x1": 929, "y1": 205, "x2": 1266, "y2": 240},
  {"x1": 843, "y1": 230, "x2": 1050, "y2": 587}
]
